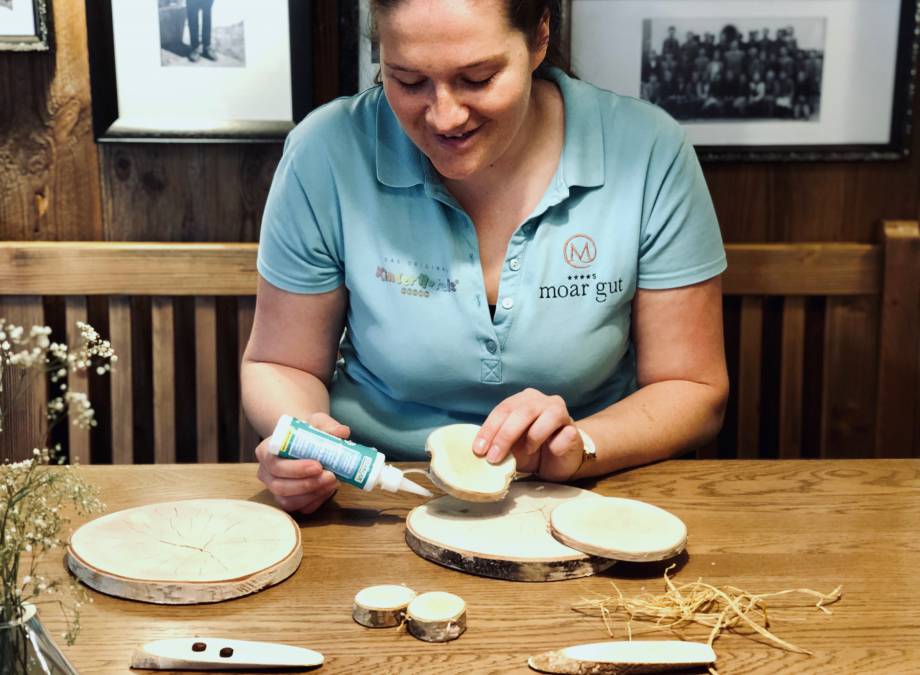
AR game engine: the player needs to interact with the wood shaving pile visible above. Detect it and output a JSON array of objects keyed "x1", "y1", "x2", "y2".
[{"x1": 573, "y1": 564, "x2": 842, "y2": 655}]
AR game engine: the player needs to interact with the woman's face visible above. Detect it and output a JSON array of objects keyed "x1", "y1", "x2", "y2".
[{"x1": 377, "y1": 0, "x2": 547, "y2": 182}]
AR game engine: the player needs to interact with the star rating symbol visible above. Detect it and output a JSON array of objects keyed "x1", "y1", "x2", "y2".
[{"x1": 566, "y1": 274, "x2": 598, "y2": 280}]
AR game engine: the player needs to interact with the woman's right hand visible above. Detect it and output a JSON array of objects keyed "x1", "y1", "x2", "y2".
[{"x1": 255, "y1": 412, "x2": 350, "y2": 514}]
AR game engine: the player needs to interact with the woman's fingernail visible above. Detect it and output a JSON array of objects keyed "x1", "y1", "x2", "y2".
[
  {"x1": 486, "y1": 445, "x2": 502, "y2": 463},
  {"x1": 474, "y1": 438, "x2": 487, "y2": 455}
]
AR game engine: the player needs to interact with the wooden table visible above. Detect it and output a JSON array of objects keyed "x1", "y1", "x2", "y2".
[{"x1": 47, "y1": 460, "x2": 920, "y2": 674}]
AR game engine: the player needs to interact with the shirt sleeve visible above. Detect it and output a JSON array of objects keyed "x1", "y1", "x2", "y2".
[
  {"x1": 637, "y1": 123, "x2": 727, "y2": 289},
  {"x1": 257, "y1": 135, "x2": 344, "y2": 294}
]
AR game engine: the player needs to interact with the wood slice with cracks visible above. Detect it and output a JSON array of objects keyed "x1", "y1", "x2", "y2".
[
  {"x1": 426, "y1": 424, "x2": 515, "y2": 502},
  {"x1": 528, "y1": 640, "x2": 716, "y2": 674},
  {"x1": 549, "y1": 497, "x2": 687, "y2": 562},
  {"x1": 405, "y1": 482, "x2": 616, "y2": 581},
  {"x1": 406, "y1": 591, "x2": 467, "y2": 642},
  {"x1": 352, "y1": 584, "x2": 418, "y2": 628},
  {"x1": 66, "y1": 499, "x2": 302, "y2": 604}
]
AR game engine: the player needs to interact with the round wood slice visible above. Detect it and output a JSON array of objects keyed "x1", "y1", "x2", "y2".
[
  {"x1": 66, "y1": 499, "x2": 302, "y2": 604},
  {"x1": 426, "y1": 424, "x2": 515, "y2": 502},
  {"x1": 406, "y1": 591, "x2": 467, "y2": 642},
  {"x1": 352, "y1": 584, "x2": 417, "y2": 628},
  {"x1": 405, "y1": 482, "x2": 616, "y2": 581},
  {"x1": 549, "y1": 496, "x2": 687, "y2": 562}
]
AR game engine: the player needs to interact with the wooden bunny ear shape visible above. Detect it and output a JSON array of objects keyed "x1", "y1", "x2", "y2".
[
  {"x1": 426, "y1": 424, "x2": 515, "y2": 502},
  {"x1": 549, "y1": 496, "x2": 687, "y2": 562},
  {"x1": 528, "y1": 640, "x2": 716, "y2": 674}
]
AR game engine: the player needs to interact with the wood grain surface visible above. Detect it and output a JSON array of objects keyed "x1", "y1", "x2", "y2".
[{"x1": 40, "y1": 460, "x2": 920, "y2": 674}]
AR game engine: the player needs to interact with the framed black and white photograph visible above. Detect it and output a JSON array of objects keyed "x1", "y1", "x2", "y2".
[
  {"x1": 85, "y1": 0, "x2": 312, "y2": 142},
  {"x1": 0, "y1": 0, "x2": 50, "y2": 51},
  {"x1": 569, "y1": 0, "x2": 920, "y2": 161}
]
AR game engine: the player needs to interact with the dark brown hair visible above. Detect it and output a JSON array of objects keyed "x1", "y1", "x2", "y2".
[{"x1": 370, "y1": 0, "x2": 573, "y2": 77}]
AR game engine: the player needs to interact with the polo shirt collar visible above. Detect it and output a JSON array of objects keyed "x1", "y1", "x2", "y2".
[
  {"x1": 545, "y1": 67, "x2": 606, "y2": 191},
  {"x1": 375, "y1": 91, "x2": 426, "y2": 189}
]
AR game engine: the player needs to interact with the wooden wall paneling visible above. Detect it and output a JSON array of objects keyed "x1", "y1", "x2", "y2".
[
  {"x1": 703, "y1": 164, "x2": 773, "y2": 242},
  {"x1": 151, "y1": 297, "x2": 175, "y2": 463},
  {"x1": 737, "y1": 296, "x2": 764, "y2": 458},
  {"x1": 237, "y1": 297, "x2": 260, "y2": 461},
  {"x1": 64, "y1": 296, "x2": 91, "y2": 462},
  {"x1": 770, "y1": 166, "x2": 850, "y2": 242},
  {"x1": 195, "y1": 297, "x2": 218, "y2": 462},
  {"x1": 0, "y1": 0, "x2": 101, "y2": 241},
  {"x1": 0, "y1": 299, "x2": 47, "y2": 462},
  {"x1": 100, "y1": 145, "x2": 279, "y2": 243},
  {"x1": 778, "y1": 297, "x2": 805, "y2": 458},
  {"x1": 108, "y1": 297, "x2": 133, "y2": 463},
  {"x1": 876, "y1": 221, "x2": 920, "y2": 456},
  {"x1": 820, "y1": 296, "x2": 880, "y2": 458}
]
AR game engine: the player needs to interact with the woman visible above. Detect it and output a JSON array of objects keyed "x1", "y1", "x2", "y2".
[{"x1": 242, "y1": 0, "x2": 728, "y2": 514}]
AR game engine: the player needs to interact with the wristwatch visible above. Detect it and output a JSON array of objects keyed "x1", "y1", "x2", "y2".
[{"x1": 577, "y1": 428, "x2": 596, "y2": 466}]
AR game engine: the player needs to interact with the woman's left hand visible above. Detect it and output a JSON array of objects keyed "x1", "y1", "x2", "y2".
[{"x1": 472, "y1": 388, "x2": 586, "y2": 481}]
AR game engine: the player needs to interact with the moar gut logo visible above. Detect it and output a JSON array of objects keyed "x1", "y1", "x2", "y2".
[{"x1": 539, "y1": 233, "x2": 624, "y2": 304}]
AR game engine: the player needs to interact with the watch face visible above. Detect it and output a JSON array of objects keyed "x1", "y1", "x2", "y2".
[{"x1": 577, "y1": 429, "x2": 596, "y2": 457}]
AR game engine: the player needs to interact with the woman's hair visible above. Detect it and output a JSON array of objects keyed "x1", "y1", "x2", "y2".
[{"x1": 369, "y1": 0, "x2": 573, "y2": 76}]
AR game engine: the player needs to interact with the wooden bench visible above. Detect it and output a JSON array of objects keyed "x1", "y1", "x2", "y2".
[
  {"x1": 718, "y1": 221, "x2": 918, "y2": 459},
  {"x1": 1, "y1": 222, "x2": 917, "y2": 463}
]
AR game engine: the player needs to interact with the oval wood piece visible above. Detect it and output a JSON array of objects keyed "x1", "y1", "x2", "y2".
[
  {"x1": 352, "y1": 584, "x2": 418, "y2": 628},
  {"x1": 66, "y1": 499, "x2": 302, "y2": 604},
  {"x1": 426, "y1": 424, "x2": 516, "y2": 502},
  {"x1": 130, "y1": 637, "x2": 323, "y2": 670},
  {"x1": 549, "y1": 496, "x2": 687, "y2": 562},
  {"x1": 406, "y1": 591, "x2": 467, "y2": 642},
  {"x1": 405, "y1": 482, "x2": 616, "y2": 581},
  {"x1": 528, "y1": 640, "x2": 716, "y2": 674}
]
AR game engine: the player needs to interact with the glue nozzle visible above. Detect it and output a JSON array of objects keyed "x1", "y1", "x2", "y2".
[
  {"x1": 399, "y1": 476, "x2": 433, "y2": 497},
  {"x1": 379, "y1": 463, "x2": 433, "y2": 497}
]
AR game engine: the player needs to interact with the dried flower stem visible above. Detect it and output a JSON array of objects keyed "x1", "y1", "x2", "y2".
[{"x1": 573, "y1": 564, "x2": 842, "y2": 655}]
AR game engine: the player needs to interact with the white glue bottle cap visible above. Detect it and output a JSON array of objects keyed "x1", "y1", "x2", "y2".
[{"x1": 378, "y1": 463, "x2": 433, "y2": 497}]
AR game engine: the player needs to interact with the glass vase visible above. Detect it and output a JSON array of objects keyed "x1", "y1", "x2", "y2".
[{"x1": 0, "y1": 604, "x2": 78, "y2": 675}]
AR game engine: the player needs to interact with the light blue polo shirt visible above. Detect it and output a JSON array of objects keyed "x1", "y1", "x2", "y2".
[{"x1": 257, "y1": 68, "x2": 726, "y2": 459}]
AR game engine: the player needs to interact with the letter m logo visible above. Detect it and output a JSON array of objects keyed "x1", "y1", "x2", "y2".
[{"x1": 563, "y1": 234, "x2": 597, "y2": 269}]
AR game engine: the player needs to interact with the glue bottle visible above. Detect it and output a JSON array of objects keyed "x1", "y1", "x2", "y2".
[{"x1": 268, "y1": 415, "x2": 432, "y2": 497}]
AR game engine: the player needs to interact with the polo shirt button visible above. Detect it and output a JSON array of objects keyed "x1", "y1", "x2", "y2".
[
  {"x1": 501, "y1": 297, "x2": 514, "y2": 310},
  {"x1": 485, "y1": 339, "x2": 497, "y2": 353},
  {"x1": 508, "y1": 258, "x2": 521, "y2": 271}
]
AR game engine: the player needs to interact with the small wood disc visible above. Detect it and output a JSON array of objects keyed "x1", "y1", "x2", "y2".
[
  {"x1": 426, "y1": 424, "x2": 516, "y2": 502},
  {"x1": 406, "y1": 591, "x2": 467, "y2": 642},
  {"x1": 405, "y1": 482, "x2": 616, "y2": 581},
  {"x1": 352, "y1": 584, "x2": 417, "y2": 628},
  {"x1": 66, "y1": 499, "x2": 302, "y2": 604},
  {"x1": 549, "y1": 496, "x2": 687, "y2": 562}
]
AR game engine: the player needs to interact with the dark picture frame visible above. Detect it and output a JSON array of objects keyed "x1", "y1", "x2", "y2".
[
  {"x1": 0, "y1": 0, "x2": 51, "y2": 51},
  {"x1": 567, "y1": 0, "x2": 920, "y2": 162},
  {"x1": 85, "y1": 0, "x2": 312, "y2": 143}
]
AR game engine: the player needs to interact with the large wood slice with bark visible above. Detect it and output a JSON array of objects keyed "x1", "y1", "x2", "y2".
[
  {"x1": 66, "y1": 499, "x2": 302, "y2": 604},
  {"x1": 405, "y1": 482, "x2": 616, "y2": 581}
]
